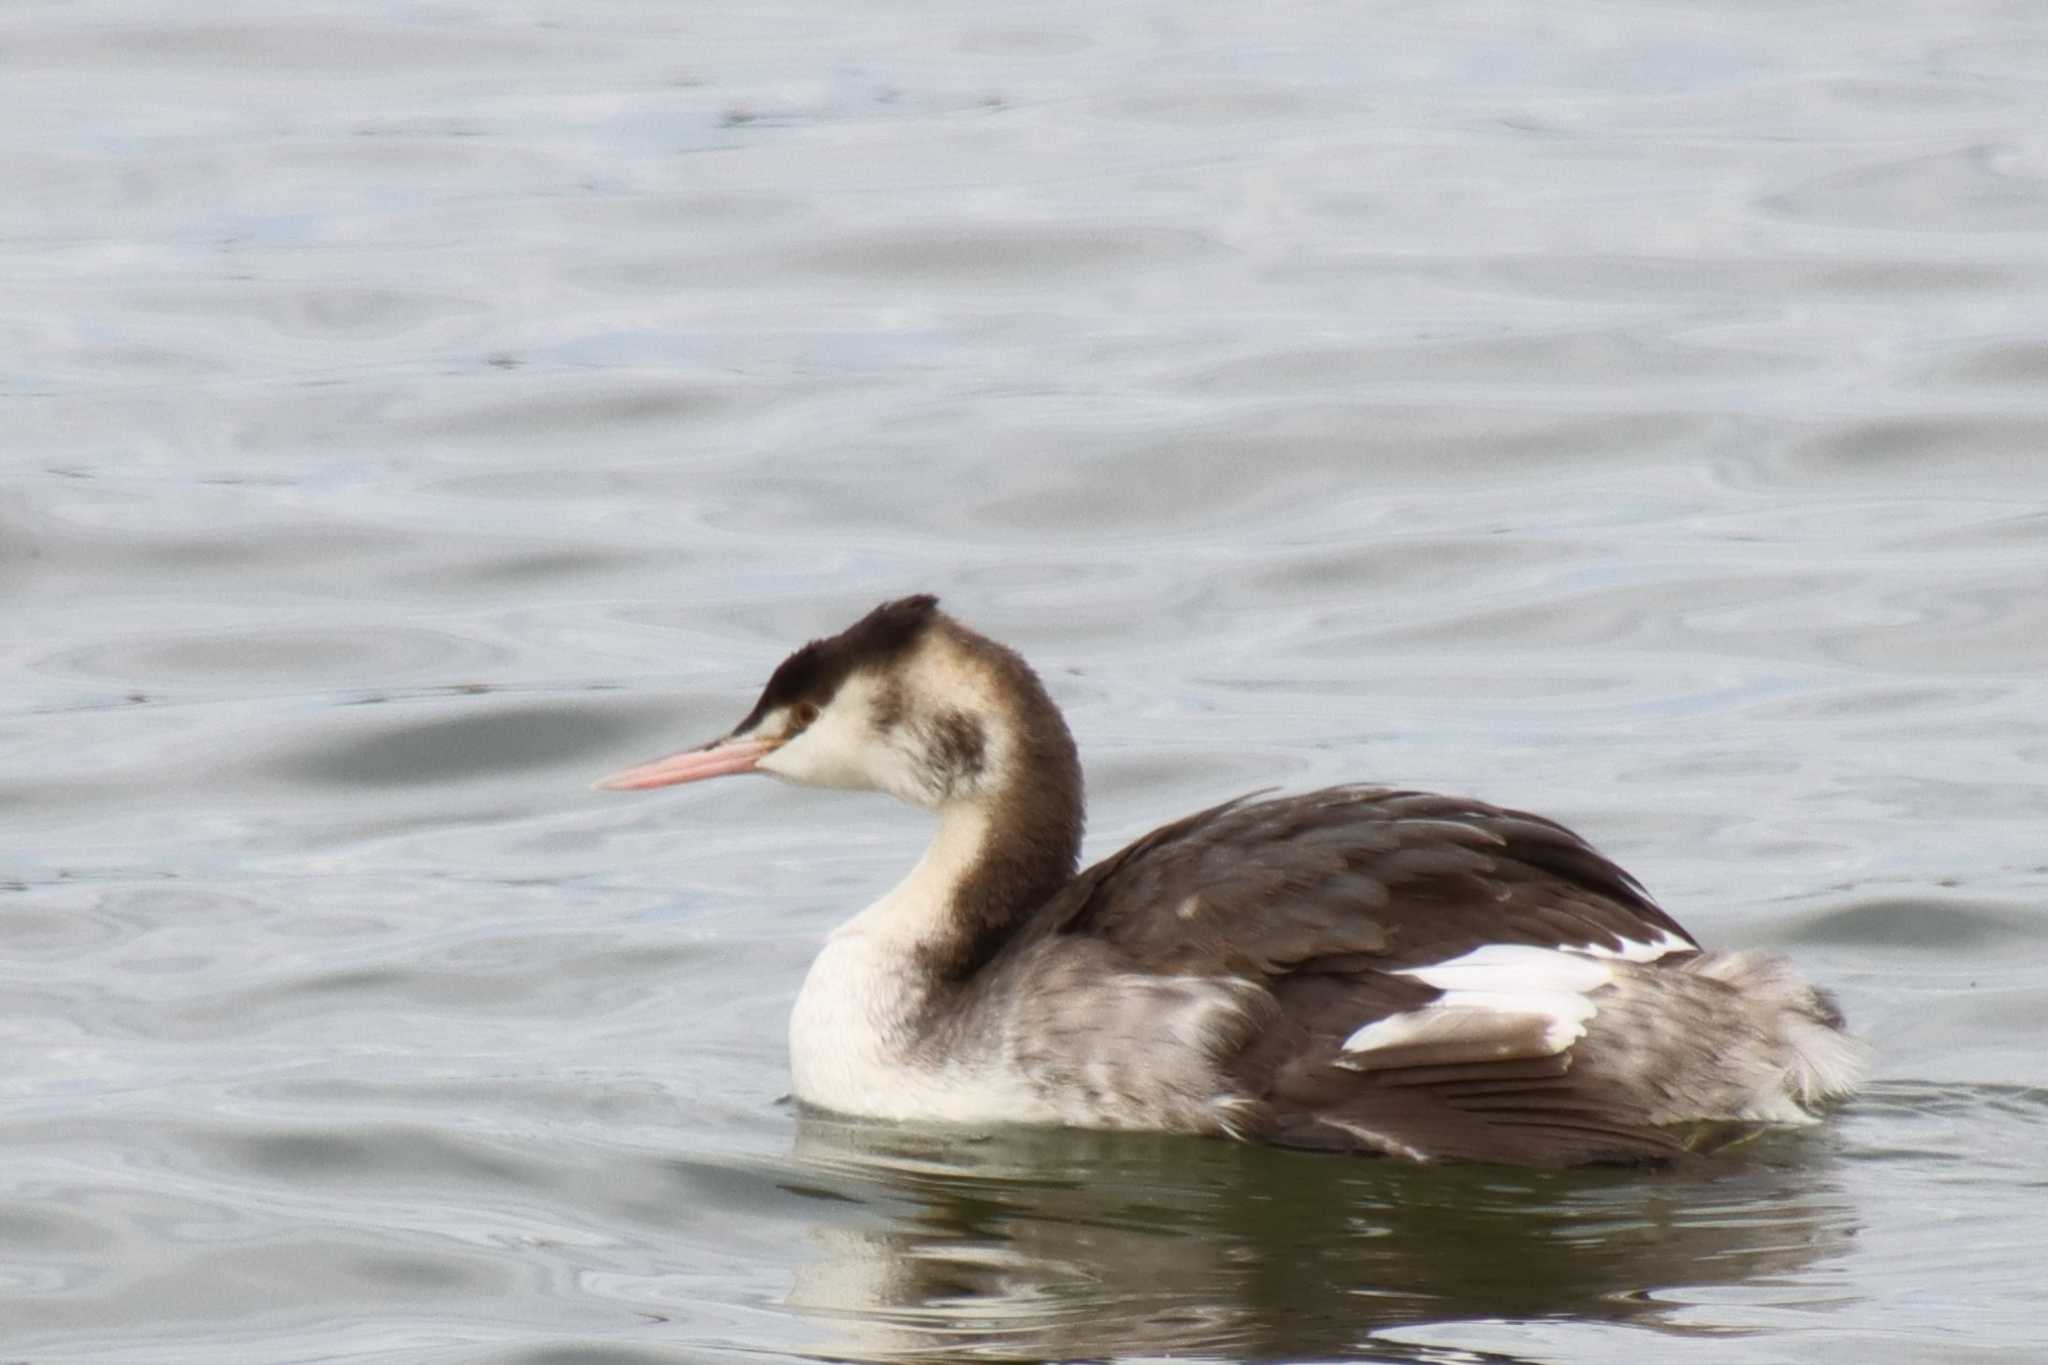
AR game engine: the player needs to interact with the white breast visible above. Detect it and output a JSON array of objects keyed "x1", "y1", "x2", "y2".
[
  {"x1": 786, "y1": 800, "x2": 1066, "y2": 1125},
  {"x1": 788, "y1": 929, "x2": 1063, "y2": 1125}
]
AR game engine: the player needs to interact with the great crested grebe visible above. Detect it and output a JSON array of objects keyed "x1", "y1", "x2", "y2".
[{"x1": 599, "y1": 595, "x2": 1865, "y2": 1165}]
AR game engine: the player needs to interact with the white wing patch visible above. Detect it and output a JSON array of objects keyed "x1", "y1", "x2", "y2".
[
  {"x1": 1338, "y1": 944, "x2": 1615, "y2": 1069},
  {"x1": 1558, "y1": 926, "x2": 1693, "y2": 963},
  {"x1": 1398, "y1": 943, "x2": 1615, "y2": 993}
]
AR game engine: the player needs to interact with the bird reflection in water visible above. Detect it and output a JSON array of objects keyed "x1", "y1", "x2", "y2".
[{"x1": 780, "y1": 1113, "x2": 1857, "y2": 1364}]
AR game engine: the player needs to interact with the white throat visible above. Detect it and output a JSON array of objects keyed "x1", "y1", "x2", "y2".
[
  {"x1": 836, "y1": 802, "x2": 991, "y2": 946},
  {"x1": 787, "y1": 802, "x2": 1002, "y2": 1117}
]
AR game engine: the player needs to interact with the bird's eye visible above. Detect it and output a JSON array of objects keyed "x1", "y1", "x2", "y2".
[{"x1": 791, "y1": 701, "x2": 820, "y2": 731}]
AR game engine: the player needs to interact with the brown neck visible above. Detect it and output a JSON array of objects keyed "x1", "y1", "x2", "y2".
[{"x1": 918, "y1": 641, "x2": 1085, "y2": 983}]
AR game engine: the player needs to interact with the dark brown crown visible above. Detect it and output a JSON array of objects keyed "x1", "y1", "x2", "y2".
[{"x1": 732, "y1": 595, "x2": 940, "y2": 734}]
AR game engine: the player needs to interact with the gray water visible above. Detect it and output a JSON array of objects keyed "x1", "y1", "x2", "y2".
[{"x1": 7, "y1": 3, "x2": 2048, "y2": 1362}]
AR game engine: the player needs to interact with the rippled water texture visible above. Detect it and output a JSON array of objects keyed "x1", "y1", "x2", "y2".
[{"x1": 7, "y1": 2, "x2": 2048, "y2": 1362}]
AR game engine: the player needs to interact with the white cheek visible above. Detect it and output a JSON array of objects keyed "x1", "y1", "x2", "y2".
[
  {"x1": 748, "y1": 672, "x2": 946, "y2": 808},
  {"x1": 759, "y1": 713, "x2": 941, "y2": 809},
  {"x1": 759, "y1": 708, "x2": 873, "y2": 790}
]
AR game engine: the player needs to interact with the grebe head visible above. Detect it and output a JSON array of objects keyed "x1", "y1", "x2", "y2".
[{"x1": 597, "y1": 595, "x2": 1077, "y2": 817}]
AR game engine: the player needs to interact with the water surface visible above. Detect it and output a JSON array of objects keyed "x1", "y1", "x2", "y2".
[{"x1": 6, "y1": 2, "x2": 2048, "y2": 1361}]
